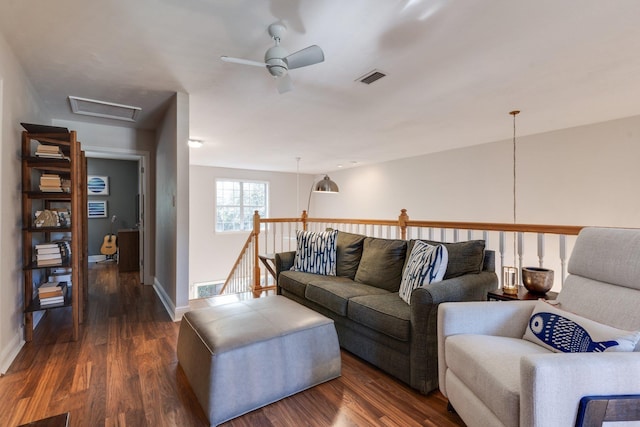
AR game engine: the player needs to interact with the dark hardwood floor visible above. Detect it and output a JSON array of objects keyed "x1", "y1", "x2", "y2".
[{"x1": 0, "y1": 263, "x2": 465, "y2": 427}]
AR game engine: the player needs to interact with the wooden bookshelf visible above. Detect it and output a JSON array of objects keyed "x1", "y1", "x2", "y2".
[{"x1": 21, "y1": 124, "x2": 88, "y2": 342}]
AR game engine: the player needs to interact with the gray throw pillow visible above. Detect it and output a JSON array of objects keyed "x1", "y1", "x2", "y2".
[
  {"x1": 336, "y1": 231, "x2": 366, "y2": 279},
  {"x1": 407, "y1": 239, "x2": 485, "y2": 279},
  {"x1": 354, "y1": 237, "x2": 407, "y2": 292}
]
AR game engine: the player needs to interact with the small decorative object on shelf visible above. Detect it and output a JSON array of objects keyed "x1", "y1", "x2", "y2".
[
  {"x1": 502, "y1": 266, "x2": 519, "y2": 295},
  {"x1": 522, "y1": 267, "x2": 554, "y2": 294}
]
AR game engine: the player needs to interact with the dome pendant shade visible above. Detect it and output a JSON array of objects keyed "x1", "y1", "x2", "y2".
[{"x1": 314, "y1": 175, "x2": 339, "y2": 193}]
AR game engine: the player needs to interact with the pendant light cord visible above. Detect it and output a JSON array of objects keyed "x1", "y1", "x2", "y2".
[{"x1": 510, "y1": 110, "x2": 520, "y2": 273}]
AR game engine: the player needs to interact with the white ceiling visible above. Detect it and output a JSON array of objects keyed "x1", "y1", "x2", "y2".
[{"x1": 2, "y1": 0, "x2": 640, "y2": 174}]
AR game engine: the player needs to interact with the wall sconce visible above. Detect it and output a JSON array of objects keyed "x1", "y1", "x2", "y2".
[{"x1": 306, "y1": 175, "x2": 339, "y2": 214}]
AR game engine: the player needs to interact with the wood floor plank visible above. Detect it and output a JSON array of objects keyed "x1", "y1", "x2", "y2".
[{"x1": 0, "y1": 263, "x2": 465, "y2": 427}]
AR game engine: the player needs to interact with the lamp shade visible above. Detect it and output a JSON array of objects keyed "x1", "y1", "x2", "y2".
[{"x1": 313, "y1": 175, "x2": 339, "y2": 193}]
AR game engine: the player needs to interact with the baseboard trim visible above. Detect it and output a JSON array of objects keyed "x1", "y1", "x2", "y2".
[
  {"x1": 0, "y1": 330, "x2": 24, "y2": 375},
  {"x1": 152, "y1": 277, "x2": 189, "y2": 322}
]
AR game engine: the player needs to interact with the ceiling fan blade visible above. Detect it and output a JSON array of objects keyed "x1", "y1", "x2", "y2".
[
  {"x1": 220, "y1": 56, "x2": 267, "y2": 68},
  {"x1": 277, "y1": 74, "x2": 294, "y2": 94},
  {"x1": 285, "y1": 45, "x2": 324, "y2": 70}
]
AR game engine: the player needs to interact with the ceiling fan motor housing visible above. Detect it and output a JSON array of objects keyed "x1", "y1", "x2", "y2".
[{"x1": 265, "y1": 45, "x2": 288, "y2": 77}]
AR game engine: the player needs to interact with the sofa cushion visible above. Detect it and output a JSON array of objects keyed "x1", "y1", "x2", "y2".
[
  {"x1": 354, "y1": 237, "x2": 407, "y2": 292},
  {"x1": 278, "y1": 271, "x2": 320, "y2": 298},
  {"x1": 336, "y1": 231, "x2": 366, "y2": 279},
  {"x1": 305, "y1": 279, "x2": 388, "y2": 316},
  {"x1": 292, "y1": 229, "x2": 338, "y2": 275},
  {"x1": 399, "y1": 241, "x2": 448, "y2": 304},
  {"x1": 446, "y1": 334, "x2": 550, "y2": 427},
  {"x1": 408, "y1": 239, "x2": 485, "y2": 279},
  {"x1": 523, "y1": 300, "x2": 640, "y2": 353},
  {"x1": 348, "y1": 293, "x2": 411, "y2": 341}
]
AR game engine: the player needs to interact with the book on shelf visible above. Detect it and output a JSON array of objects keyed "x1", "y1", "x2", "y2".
[
  {"x1": 35, "y1": 242, "x2": 60, "y2": 250},
  {"x1": 34, "y1": 241, "x2": 71, "y2": 266},
  {"x1": 34, "y1": 246, "x2": 61, "y2": 255},
  {"x1": 38, "y1": 281, "x2": 67, "y2": 300},
  {"x1": 39, "y1": 296, "x2": 65, "y2": 306},
  {"x1": 36, "y1": 253, "x2": 62, "y2": 261},
  {"x1": 39, "y1": 289, "x2": 64, "y2": 298},
  {"x1": 39, "y1": 173, "x2": 64, "y2": 192},
  {"x1": 35, "y1": 144, "x2": 65, "y2": 159}
]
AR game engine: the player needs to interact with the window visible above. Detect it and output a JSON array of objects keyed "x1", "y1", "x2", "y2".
[{"x1": 215, "y1": 179, "x2": 268, "y2": 232}]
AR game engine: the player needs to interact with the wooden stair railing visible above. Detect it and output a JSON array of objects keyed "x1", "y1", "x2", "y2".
[{"x1": 221, "y1": 208, "x2": 591, "y2": 296}]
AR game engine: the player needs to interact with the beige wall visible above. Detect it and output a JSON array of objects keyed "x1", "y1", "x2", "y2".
[
  {"x1": 314, "y1": 114, "x2": 640, "y2": 229},
  {"x1": 0, "y1": 32, "x2": 48, "y2": 373}
]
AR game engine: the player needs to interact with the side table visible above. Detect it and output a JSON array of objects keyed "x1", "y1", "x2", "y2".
[{"x1": 488, "y1": 286, "x2": 558, "y2": 301}]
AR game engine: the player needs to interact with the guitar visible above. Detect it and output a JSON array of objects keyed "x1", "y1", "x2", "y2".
[{"x1": 100, "y1": 215, "x2": 118, "y2": 256}]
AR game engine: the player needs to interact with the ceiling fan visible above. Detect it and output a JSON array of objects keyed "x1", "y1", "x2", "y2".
[{"x1": 221, "y1": 23, "x2": 325, "y2": 94}]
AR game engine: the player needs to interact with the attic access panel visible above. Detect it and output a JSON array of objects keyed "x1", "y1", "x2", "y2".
[{"x1": 68, "y1": 96, "x2": 141, "y2": 122}]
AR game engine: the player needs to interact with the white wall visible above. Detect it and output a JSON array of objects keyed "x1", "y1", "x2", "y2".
[
  {"x1": 0, "y1": 32, "x2": 48, "y2": 373},
  {"x1": 154, "y1": 92, "x2": 190, "y2": 319},
  {"x1": 315, "y1": 114, "x2": 640, "y2": 229},
  {"x1": 189, "y1": 165, "x2": 313, "y2": 288}
]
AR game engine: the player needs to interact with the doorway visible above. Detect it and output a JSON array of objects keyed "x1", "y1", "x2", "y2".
[{"x1": 85, "y1": 151, "x2": 150, "y2": 284}]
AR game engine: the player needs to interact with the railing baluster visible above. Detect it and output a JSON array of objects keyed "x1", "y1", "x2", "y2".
[
  {"x1": 518, "y1": 232, "x2": 524, "y2": 279},
  {"x1": 499, "y1": 231, "x2": 506, "y2": 276},
  {"x1": 537, "y1": 233, "x2": 544, "y2": 268},
  {"x1": 559, "y1": 234, "x2": 567, "y2": 286}
]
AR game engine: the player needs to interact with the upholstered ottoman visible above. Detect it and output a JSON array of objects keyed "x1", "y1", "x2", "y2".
[{"x1": 177, "y1": 295, "x2": 341, "y2": 426}]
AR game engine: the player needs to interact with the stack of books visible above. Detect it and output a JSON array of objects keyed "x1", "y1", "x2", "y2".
[
  {"x1": 35, "y1": 143, "x2": 64, "y2": 158},
  {"x1": 39, "y1": 174, "x2": 63, "y2": 192},
  {"x1": 38, "y1": 281, "x2": 67, "y2": 306},
  {"x1": 34, "y1": 241, "x2": 70, "y2": 267}
]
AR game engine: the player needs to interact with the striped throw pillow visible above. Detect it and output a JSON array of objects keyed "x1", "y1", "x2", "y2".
[
  {"x1": 291, "y1": 230, "x2": 338, "y2": 275},
  {"x1": 399, "y1": 240, "x2": 448, "y2": 304}
]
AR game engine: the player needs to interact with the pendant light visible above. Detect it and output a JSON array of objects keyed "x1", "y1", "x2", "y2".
[{"x1": 502, "y1": 110, "x2": 520, "y2": 294}]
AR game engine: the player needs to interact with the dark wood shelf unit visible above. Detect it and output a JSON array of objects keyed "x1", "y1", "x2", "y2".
[
  {"x1": 24, "y1": 226, "x2": 72, "y2": 233},
  {"x1": 21, "y1": 127, "x2": 87, "y2": 342},
  {"x1": 23, "y1": 191, "x2": 72, "y2": 200}
]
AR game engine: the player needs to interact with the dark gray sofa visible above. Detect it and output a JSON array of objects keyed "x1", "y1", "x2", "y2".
[{"x1": 274, "y1": 231, "x2": 498, "y2": 394}]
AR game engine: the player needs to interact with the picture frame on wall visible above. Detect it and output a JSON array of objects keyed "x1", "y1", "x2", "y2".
[
  {"x1": 87, "y1": 175, "x2": 109, "y2": 195},
  {"x1": 88, "y1": 200, "x2": 107, "y2": 218}
]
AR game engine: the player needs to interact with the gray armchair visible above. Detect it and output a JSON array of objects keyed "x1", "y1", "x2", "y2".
[{"x1": 437, "y1": 227, "x2": 640, "y2": 427}]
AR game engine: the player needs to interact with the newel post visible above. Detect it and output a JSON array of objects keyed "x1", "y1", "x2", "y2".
[
  {"x1": 302, "y1": 210, "x2": 308, "y2": 231},
  {"x1": 253, "y1": 210, "x2": 261, "y2": 290},
  {"x1": 399, "y1": 209, "x2": 409, "y2": 240}
]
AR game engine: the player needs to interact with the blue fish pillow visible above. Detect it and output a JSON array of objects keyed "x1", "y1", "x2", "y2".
[
  {"x1": 523, "y1": 300, "x2": 640, "y2": 353},
  {"x1": 291, "y1": 229, "x2": 338, "y2": 275}
]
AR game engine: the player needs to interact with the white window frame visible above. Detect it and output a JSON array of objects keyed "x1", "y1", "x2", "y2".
[{"x1": 215, "y1": 179, "x2": 269, "y2": 233}]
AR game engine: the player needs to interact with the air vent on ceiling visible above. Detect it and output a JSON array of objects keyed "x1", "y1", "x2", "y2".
[
  {"x1": 357, "y1": 70, "x2": 387, "y2": 85},
  {"x1": 68, "y1": 96, "x2": 141, "y2": 122}
]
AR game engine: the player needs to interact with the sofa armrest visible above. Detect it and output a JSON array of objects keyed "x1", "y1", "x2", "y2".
[
  {"x1": 274, "y1": 251, "x2": 295, "y2": 280},
  {"x1": 520, "y1": 353, "x2": 640, "y2": 427},
  {"x1": 436, "y1": 299, "x2": 537, "y2": 396},
  {"x1": 408, "y1": 270, "x2": 499, "y2": 393}
]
